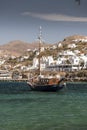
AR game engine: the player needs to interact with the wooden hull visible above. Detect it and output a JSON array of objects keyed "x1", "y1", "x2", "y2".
[{"x1": 29, "y1": 84, "x2": 64, "y2": 92}]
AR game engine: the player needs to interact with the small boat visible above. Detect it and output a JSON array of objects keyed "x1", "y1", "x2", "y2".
[{"x1": 27, "y1": 26, "x2": 66, "y2": 92}]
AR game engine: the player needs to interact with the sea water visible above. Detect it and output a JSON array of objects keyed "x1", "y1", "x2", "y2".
[{"x1": 0, "y1": 82, "x2": 87, "y2": 130}]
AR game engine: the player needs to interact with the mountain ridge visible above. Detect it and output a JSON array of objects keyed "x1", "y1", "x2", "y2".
[
  {"x1": 0, "y1": 35, "x2": 87, "y2": 56},
  {"x1": 0, "y1": 40, "x2": 49, "y2": 56}
]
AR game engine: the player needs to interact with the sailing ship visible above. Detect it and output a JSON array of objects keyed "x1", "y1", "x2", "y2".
[{"x1": 27, "y1": 26, "x2": 66, "y2": 92}]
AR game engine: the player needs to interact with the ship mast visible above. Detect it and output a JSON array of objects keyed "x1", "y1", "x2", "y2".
[{"x1": 38, "y1": 26, "x2": 42, "y2": 76}]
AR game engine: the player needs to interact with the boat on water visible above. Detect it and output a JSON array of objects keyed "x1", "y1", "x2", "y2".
[
  {"x1": 27, "y1": 26, "x2": 66, "y2": 92},
  {"x1": 27, "y1": 75, "x2": 65, "y2": 92}
]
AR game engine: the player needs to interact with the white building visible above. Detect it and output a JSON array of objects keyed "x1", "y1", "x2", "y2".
[
  {"x1": 80, "y1": 54, "x2": 87, "y2": 69},
  {"x1": 57, "y1": 57, "x2": 66, "y2": 65},
  {"x1": 32, "y1": 56, "x2": 54, "y2": 70},
  {"x1": 57, "y1": 42, "x2": 63, "y2": 48},
  {"x1": 69, "y1": 55, "x2": 80, "y2": 65},
  {"x1": 0, "y1": 70, "x2": 12, "y2": 80},
  {"x1": 68, "y1": 43, "x2": 76, "y2": 49},
  {"x1": 0, "y1": 59, "x2": 5, "y2": 65},
  {"x1": 58, "y1": 50, "x2": 75, "y2": 57}
]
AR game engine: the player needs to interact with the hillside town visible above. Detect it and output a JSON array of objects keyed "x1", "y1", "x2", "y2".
[{"x1": 0, "y1": 35, "x2": 87, "y2": 81}]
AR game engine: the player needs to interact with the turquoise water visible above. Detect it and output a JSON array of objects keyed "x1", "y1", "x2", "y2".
[{"x1": 0, "y1": 82, "x2": 87, "y2": 130}]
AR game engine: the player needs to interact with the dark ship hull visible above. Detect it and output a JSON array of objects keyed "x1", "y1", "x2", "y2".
[{"x1": 29, "y1": 84, "x2": 64, "y2": 92}]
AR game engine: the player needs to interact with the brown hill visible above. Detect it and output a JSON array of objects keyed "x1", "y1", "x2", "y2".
[
  {"x1": 0, "y1": 40, "x2": 49, "y2": 56},
  {"x1": 0, "y1": 40, "x2": 30, "y2": 56}
]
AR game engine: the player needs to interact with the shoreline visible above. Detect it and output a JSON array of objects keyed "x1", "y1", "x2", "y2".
[
  {"x1": 0, "y1": 78, "x2": 87, "y2": 83},
  {"x1": 0, "y1": 79, "x2": 28, "y2": 82}
]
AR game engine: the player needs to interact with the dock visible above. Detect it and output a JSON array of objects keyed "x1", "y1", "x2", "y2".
[{"x1": 0, "y1": 79, "x2": 28, "y2": 82}]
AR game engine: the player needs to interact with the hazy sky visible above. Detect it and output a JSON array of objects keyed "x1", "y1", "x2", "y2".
[{"x1": 0, "y1": 0, "x2": 87, "y2": 44}]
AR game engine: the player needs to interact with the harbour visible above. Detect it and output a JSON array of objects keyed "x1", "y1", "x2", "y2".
[
  {"x1": 0, "y1": 82, "x2": 87, "y2": 130},
  {"x1": 0, "y1": 79, "x2": 28, "y2": 82},
  {"x1": 0, "y1": 0, "x2": 87, "y2": 129}
]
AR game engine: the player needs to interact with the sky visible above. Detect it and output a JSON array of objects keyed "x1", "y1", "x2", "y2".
[{"x1": 0, "y1": 0, "x2": 87, "y2": 44}]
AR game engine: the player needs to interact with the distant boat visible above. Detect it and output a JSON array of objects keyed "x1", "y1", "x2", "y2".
[{"x1": 27, "y1": 26, "x2": 66, "y2": 92}]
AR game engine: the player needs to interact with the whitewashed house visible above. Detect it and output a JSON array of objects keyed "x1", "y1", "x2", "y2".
[
  {"x1": 52, "y1": 45, "x2": 57, "y2": 49},
  {"x1": 80, "y1": 54, "x2": 87, "y2": 69},
  {"x1": 59, "y1": 50, "x2": 75, "y2": 57},
  {"x1": 45, "y1": 56, "x2": 54, "y2": 66},
  {"x1": 68, "y1": 43, "x2": 76, "y2": 49},
  {"x1": 73, "y1": 37, "x2": 87, "y2": 43},
  {"x1": 74, "y1": 50, "x2": 80, "y2": 55},
  {"x1": 33, "y1": 57, "x2": 38, "y2": 68},
  {"x1": 23, "y1": 55, "x2": 29, "y2": 60},
  {"x1": 40, "y1": 47, "x2": 45, "y2": 52},
  {"x1": 57, "y1": 50, "x2": 75, "y2": 64},
  {"x1": 32, "y1": 56, "x2": 54, "y2": 70},
  {"x1": 0, "y1": 59, "x2": 5, "y2": 65},
  {"x1": 57, "y1": 57, "x2": 67, "y2": 64},
  {"x1": 68, "y1": 55, "x2": 81, "y2": 71},
  {"x1": 0, "y1": 70, "x2": 12, "y2": 80},
  {"x1": 57, "y1": 42, "x2": 62, "y2": 48}
]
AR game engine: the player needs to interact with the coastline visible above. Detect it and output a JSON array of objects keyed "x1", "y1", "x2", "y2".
[{"x1": 0, "y1": 76, "x2": 87, "y2": 83}]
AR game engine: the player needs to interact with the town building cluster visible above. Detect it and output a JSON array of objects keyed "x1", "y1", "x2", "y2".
[{"x1": 0, "y1": 37, "x2": 87, "y2": 79}]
